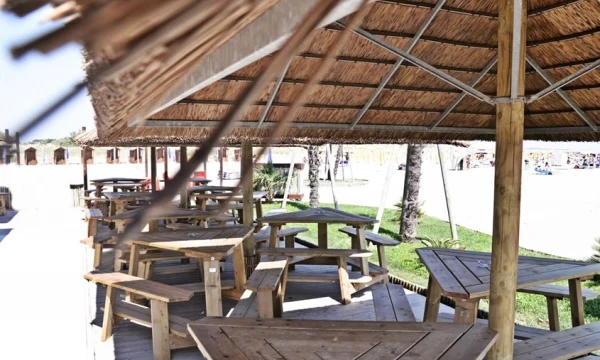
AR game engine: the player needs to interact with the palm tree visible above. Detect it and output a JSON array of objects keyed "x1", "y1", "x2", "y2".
[
  {"x1": 400, "y1": 144, "x2": 425, "y2": 243},
  {"x1": 308, "y1": 145, "x2": 320, "y2": 208}
]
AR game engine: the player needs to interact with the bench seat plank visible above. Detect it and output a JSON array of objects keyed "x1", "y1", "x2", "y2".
[
  {"x1": 372, "y1": 283, "x2": 416, "y2": 322},
  {"x1": 176, "y1": 279, "x2": 236, "y2": 293},
  {"x1": 513, "y1": 322, "x2": 600, "y2": 360},
  {"x1": 437, "y1": 312, "x2": 549, "y2": 340},
  {"x1": 118, "y1": 250, "x2": 187, "y2": 262},
  {"x1": 258, "y1": 248, "x2": 371, "y2": 258},
  {"x1": 254, "y1": 227, "x2": 308, "y2": 243},
  {"x1": 84, "y1": 272, "x2": 193, "y2": 302},
  {"x1": 519, "y1": 284, "x2": 598, "y2": 300},
  {"x1": 104, "y1": 300, "x2": 191, "y2": 338},
  {"x1": 245, "y1": 256, "x2": 288, "y2": 292},
  {"x1": 339, "y1": 226, "x2": 400, "y2": 246}
]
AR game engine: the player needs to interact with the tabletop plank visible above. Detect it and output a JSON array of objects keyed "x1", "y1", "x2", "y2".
[
  {"x1": 107, "y1": 207, "x2": 218, "y2": 220},
  {"x1": 257, "y1": 207, "x2": 377, "y2": 225},
  {"x1": 417, "y1": 249, "x2": 468, "y2": 298},
  {"x1": 102, "y1": 191, "x2": 153, "y2": 201}
]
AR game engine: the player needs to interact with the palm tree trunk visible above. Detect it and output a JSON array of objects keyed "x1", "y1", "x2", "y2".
[
  {"x1": 400, "y1": 144, "x2": 425, "y2": 243},
  {"x1": 308, "y1": 145, "x2": 320, "y2": 208},
  {"x1": 334, "y1": 145, "x2": 343, "y2": 178}
]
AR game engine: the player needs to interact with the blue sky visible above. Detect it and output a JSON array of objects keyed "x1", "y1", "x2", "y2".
[{"x1": 0, "y1": 7, "x2": 94, "y2": 142}]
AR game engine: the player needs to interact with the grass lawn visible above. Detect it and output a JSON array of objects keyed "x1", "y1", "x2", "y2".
[{"x1": 262, "y1": 201, "x2": 600, "y2": 330}]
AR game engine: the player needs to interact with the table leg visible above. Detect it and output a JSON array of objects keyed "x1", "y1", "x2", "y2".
[
  {"x1": 355, "y1": 226, "x2": 369, "y2": 276},
  {"x1": 203, "y1": 257, "x2": 223, "y2": 317},
  {"x1": 232, "y1": 244, "x2": 246, "y2": 292},
  {"x1": 269, "y1": 225, "x2": 281, "y2": 248},
  {"x1": 423, "y1": 275, "x2": 442, "y2": 322},
  {"x1": 318, "y1": 223, "x2": 328, "y2": 249},
  {"x1": 95, "y1": 185, "x2": 102, "y2": 198},
  {"x1": 454, "y1": 299, "x2": 479, "y2": 324},
  {"x1": 255, "y1": 198, "x2": 263, "y2": 231},
  {"x1": 101, "y1": 286, "x2": 116, "y2": 341},
  {"x1": 569, "y1": 278, "x2": 585, "y2": 327},
  {"x1": 149, "y1": 299, "x2": 171, "y2": 360},
  {"x1": 128, "y1": 244, "x2": 140, "y2": 277},
  {"x1": 546, "y1": 296, "x2": 560, "y2": 331}
]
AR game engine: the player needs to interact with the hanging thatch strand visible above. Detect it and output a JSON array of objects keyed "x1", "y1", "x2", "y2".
[{"x1": 115, "y1": 0, "x2": 345, "y2": 248}]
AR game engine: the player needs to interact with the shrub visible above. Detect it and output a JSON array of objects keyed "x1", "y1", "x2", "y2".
[
  {"x1": 253, "y1": 162, "x2": 287, "y2": 202},
  {"x1": 420, "y1": 236, "x2": 465, "y2": 250}
]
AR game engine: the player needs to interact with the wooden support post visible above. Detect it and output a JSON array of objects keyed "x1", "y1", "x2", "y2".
[
  {"x1": 15, "y1": 132, "x2": 20, "y2": 165},
  {"x1": 179, "y1": 147, "x2": 188, "y2": 208},
  {"x1": 219, "y1": 147, "x2": 224, "y2": 186},
  {"x1": 150, "y1": 147, "x2": 157, "y2": 193},
  {"x1": 355, "y1": 226, "x2": 369, "y2": 276},
  {"x1": 145, "y1": 147, "x2": 149, "y2": 178},
  {"x1": 569, "y1": 278, "x2": 584, "y2": 327},
  {"x1": 163, "y1": 147, "x2": 169, "y2": 183},
  {"x1": 150, "y1": 299, "x2": 171, "y2": 360},
  {"x1": 437, "y1": 145, "x2": 458, "y2": 240},
  {"x1": 488, "y1": 1, "x2": 527, "y2": 359},
  {"x1": 4, "y1": 129, "x2": 9, "y2": 164},
  {"x1": 454, "y1": 299, "x2": 479, "y2": 324},
  {"x1": 203, "y1": 257, "x2": 223, "y2": 317},
  {"x1": 82, "y1": 147, "x2": 88, "y2": 190},
  {"x1": 423, "y1": 275, "x2": 441, "y2": 322},
  {"x1": 101, "y1": 286, "x2": 116, "y2": 342},
  {"x1": 325, "y1": 145, "x2": 338, "y2": 210},
  {"x1": 241, "y1": 143, "x2": 256, "y2": 276},
  {"x1": 373, "y1": 146, "x2": 398, "y2": 234},
  {"x1": 546, "y1": 297, "x2": 560, "y2": 331},
  {"x1": 281, "y1": 153, "x2": 295, "y2": 209},
  {"x1": 318, "y1": 223, "x2": 328, "y2": 249},
  {"x1": 337, "y1": 256, "x2": 351, "y2": 304}
]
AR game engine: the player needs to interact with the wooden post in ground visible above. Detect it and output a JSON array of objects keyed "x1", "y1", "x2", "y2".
[
  {"x1": 281, "y1": 152, "x2": 295, "y2": 209},
  {"x1": 82, "y1": 147, "x2": 88, "y2": 190},
  {"x1": 488, "y1": 1, "x2": 526, "y2": 359},
  {"x1": 150, "y1": 147, "x2": 157, "y2": 193},
  {"x1": 437, "y1": 145, "x2": 458, "y2": 240},
  {"x1": 144, "y1": 147, "x2": 149, "y2": 177},
  {"x1": 179, "y1": 147, "x2": 188, "y2": 208},
  {"x1": 373, "y1": 146, "x2": 398, "y2": 234},
  {"x1": 219, "y1": 147, "x2": 225, "y2": 185},
  {"x1": 15, "y1": 132, "x2": 20, "y2": 165},
  {"x1": 325, "y1": 145, "x2": 338, "y2": 210},
  {"x1": 241, "y1": 142, "x2": 255, "y2": 278},
  {"x1": 163, "y1": 147, "x2": 169, "y2": 183}
]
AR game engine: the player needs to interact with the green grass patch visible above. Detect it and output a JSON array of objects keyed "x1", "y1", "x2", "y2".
[{"x1": 263, "y1": 201, "x2": 600, "y2": 329}]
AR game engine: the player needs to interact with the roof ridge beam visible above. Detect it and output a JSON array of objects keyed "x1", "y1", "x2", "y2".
[
  {"x1": 349, "y1": 0, "x2": 448, "y2": 129},
  {"x1": 430, "y1": 56, "x2": 498, "y2": 130},
  {"x1": 339, "y1": 21, "x2": 495, "y2": 104},
  {"x1": 526, "y1": 54, "x2": 598, "y2": 131}
]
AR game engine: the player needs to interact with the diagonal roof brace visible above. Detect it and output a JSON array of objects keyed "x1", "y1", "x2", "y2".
[
  {"x1": 429, "y1": 56, "x2": 497, "y2": 130},
  {"x1": 340, "y1": 21, "x2": 495, "y2": 105},
  {"x1": 528, "y1": 57, "x2": 600, "y2": 103},
  {"x1": 526, "y1": 54, "x2": 599, "y2": 132},
  {"x1": 258, "y1": 60, "x2": 292, "y2": 128},
  {"x1": 349, "y1": 0, "x2": 447, "y2": 129}
]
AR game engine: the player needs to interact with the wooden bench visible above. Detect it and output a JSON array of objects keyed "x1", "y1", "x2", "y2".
[
  {"x1": 512, "y1": 322, "x2": 600, "y2": 360},
  {"x1": 370, "y1": 283, "x2": 416, "y2": 322},
  {"x1": 84, "y1": 272, "x2": 195, "y2": 360},
  {"x1": 80, "y1": 209, "x2": 116, "y2": 269},
  {"x1": 518, "y1": 284, "x2": 598, "y2": 331},
  {"x1": 339, "y1": 227, "x2": 399, "y2": 274},
  {"x1": 118, "y1": 251, "x2": 192, "y2": 279},
  {"x1": 437, "y1": 312, "x2": 550, "y2": 340},
  {"x1": 254, "y1": 227, "x2": 308, "y2": 246},
  {"x1": 241, "y1": 255, "x2": 289, "y2": 318},
  {"x1": 258, "y1": 248, "x2": 372, "y2": 304}
]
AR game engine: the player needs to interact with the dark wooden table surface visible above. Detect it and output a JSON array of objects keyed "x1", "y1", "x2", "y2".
[
  {"x1": 187, "y1": 317, "x2": 498, "y2": 360},
  {"x1": 416, "y1": 248, "x2": 600, "y2": 325}
]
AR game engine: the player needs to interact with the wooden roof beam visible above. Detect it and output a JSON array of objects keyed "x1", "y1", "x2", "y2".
[
  {"x1": 137, "y1": 119, "x2": 598, "y2": 135},
  {"x1": 528, "y1": 27, "x2": 600, "y2": 47},
  {"x1": 127, "y1": 0, "x2": 370, "y2": 125},
  {"x1": 339, "y1": 21, "x2": 495, "y2": 104},
  {"x1": 258, "y1": 61, "x2": 291, "y2": 127},
  {"x1": 528, "y1": 58, "x2": 600, "y2": 102},
  {"x1": 349, "y1": 0, "x2": 448, "y2": 129},
  {"x1": 527, "y1": 54, "x2": 598, "y2": 131}
]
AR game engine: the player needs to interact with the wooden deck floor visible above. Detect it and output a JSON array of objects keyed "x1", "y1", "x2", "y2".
[{"x1": 84, "y1": 246, "x2": 454, "y2": 360}]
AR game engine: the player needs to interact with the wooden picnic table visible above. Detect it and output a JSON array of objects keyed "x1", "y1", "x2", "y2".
[
  {"x1": 107, "y1": 207, "x2": 221, "y2": 232},
  {"x1": 193, "y1": 191, "x2": 267, "y2": 226},
  {"x1": 417, "y1": 248, "x2": 600, "y2": 325},
  {"x1": 103, "y1": 191, "x2": 154, "y2": 220},
  {"x1": 129, "y1": 226, "x2": 254, "y2": 317},
  {"x1": 258, "y1": 207, "x2": 377, "y2": 276},
  {"x1": 91, "y1": 177, "x2": 146, "y2": 196},
  {"x1": 187, "y1": 317, "x2": 498, "y2": 360}
]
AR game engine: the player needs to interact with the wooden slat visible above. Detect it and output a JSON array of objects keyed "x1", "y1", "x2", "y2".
[
  {"x1": 84, "y1": 272, "x2": 193, "y2": 302},
  {"x1": 244, "y1": 255, "x2": 288, "y2": 292},
  {"x1": 438, "y1": 254, "x2": 482, "y2": 287},
  {"x1": 513, "y1": 322, "x2": 600, "y2": 360},
  {"x1": 175, "y1": 279, "x2": 235, "y2": 293},
  {"x1": 519, "y1": 284, "x2": 598, "y2": 300},
  {"x1": 258, "y1": 207, "x2": 376, "y2": 225},
  {"x1": 338, "y1": 226, "x2": 400, "y2": 246},
  {"x1": 258, "y1": 248, "x2": 372, "y2": 258},
  {"x1": 439, "y1": 325, "x2": 498, "y2": 360}
]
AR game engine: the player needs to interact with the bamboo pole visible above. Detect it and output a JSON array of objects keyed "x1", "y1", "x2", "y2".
[
  {"x1": 488, "y1": 0, "x2": 527, "y2": 359},
  {"x1": 373, "y1": 146, "x2": 398, "y2": 234},
  {"x1": 179, "y1": 146, "x2": 187, "y2": 208},
  {"x1": 325, "y1": 145, "x2": 338, "y2": 210},
  {"x1": 281, "y1": 152, "x2": 295, "y2": 209},
  {"x1": 437, "y1": 145, "x2": 458, "y2": 240},
  {"x1": 150, "y1": 147, "x2": 157, "y2": 193},
  {"x1": 15, "y1": 132, "x2": 20, "y2": 166},
  {"x1": 241, "y1": 142, "x2": 255, "y2": 277}
]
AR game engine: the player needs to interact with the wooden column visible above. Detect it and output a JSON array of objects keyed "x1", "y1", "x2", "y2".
[
  {"x1": 488, "y1": 1, "x2": 527, "y2": 359},
  {"x1": 241, "y1": 143, "x2": 255, "y2": 277},
  {"x1": 219, "y1": 147, "x2": 225, "y2": 185},
  {"x1": 15, "y1": 132, "x2": 20, "y2": 166},
  {"x1": 144, "y1": 147, "x2": 149, "y2": 177},
  {"x1": 150, "y1": 147, "x2": 157, "y2": 193},
  {"x1": 179, "y1": 147, "x2": 188, "y2": 208},
  {"x1": 4, "y1": 129, "x2": 9, "y2": 164},
  {"x1": 163, "y1": 147, "x2": 169, "y2": 183},
  {"x1": 82, "y1": 147, "x2": 88, "y2": 190}
]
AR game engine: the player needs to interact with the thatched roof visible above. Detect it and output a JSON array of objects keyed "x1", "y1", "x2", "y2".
[{"x1": 137, "y1": 0, "x2": 600, "y2": 142}]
